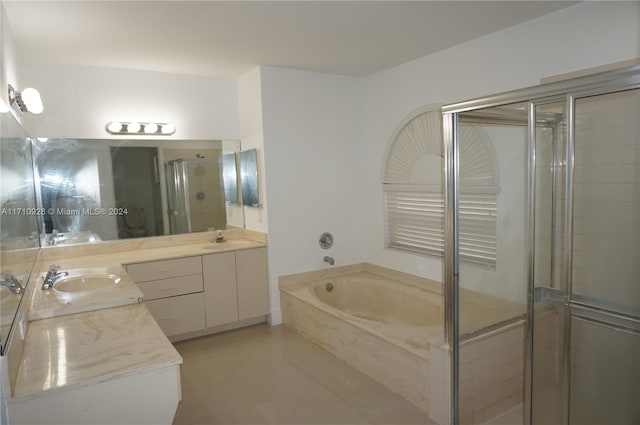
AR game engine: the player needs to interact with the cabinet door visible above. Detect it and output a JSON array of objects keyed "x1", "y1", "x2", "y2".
[
  {"x1": 202, "y1": 251, "x2": 238, "y2": 328},
  {"x1": 236, "y1": 247, "x2": 269, "y2": 320},
  {"x1": 145, "y1": 292, "x2": 205, "y2": 337}
]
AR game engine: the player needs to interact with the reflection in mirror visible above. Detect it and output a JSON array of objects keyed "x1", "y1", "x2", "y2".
[
  {"x1": 0, "y1": 113, "x2": 39, "y2": 355},
  {"x1": 32, "y1": 139, "x2": 244, "y2": 246},
  {"x1": 222, "y1": 152, "x2": 240, "y2": 205},
  {"x1": 166, "y1": 158, "x2": 226, "y2": 234},
  {"x1": 240, "y1": 148, "x2": 259, "y2": 207}
]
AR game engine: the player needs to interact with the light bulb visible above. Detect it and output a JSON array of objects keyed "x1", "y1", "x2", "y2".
[
  {"x1": 127, "y1": 122, "x2": 141, "y2": 133},
  {"x1": 107, "y1": 121, "x2": 123, "y2": 133},
  {"x1": 21, "y1": 88, "x2": 43, "y2": 114},
  {"x1": 143, "y1": 123, "x2": 158, "y2": 133},
  {"x1": 160, "y1": 123, "x2": 175, "y2": 134}
]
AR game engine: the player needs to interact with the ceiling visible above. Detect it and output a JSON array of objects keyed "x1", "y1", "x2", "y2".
[{"x1": 3, "y1": 1, "x2": 577, "y2": 79}]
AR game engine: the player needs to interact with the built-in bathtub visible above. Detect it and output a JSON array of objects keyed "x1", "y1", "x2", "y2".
[{"x1": 280, "y1": 263, "x2": 526, "y2": 424}]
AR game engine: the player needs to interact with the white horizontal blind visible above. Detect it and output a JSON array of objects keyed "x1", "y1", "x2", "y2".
[
  {"x1": 384, "y1": 185, "x2": 497, "y2": 267},
  {"x1": 459, "y1": 192, "x2": 497, "y2": 267},
  {"x1": 385, "y1": 185, "x2": 445, "y2": 256}
]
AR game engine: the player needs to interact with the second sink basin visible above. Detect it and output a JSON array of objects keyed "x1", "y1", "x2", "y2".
[{"x1": 54, "y1": 273, "x2": 121, "y2": 293}]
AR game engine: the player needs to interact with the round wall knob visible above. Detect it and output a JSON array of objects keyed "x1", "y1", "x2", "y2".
[{"x1": 319, "y1": 232, "x2": 334, "y2": 249}]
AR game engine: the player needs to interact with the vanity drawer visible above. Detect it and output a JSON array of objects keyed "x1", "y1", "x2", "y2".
[
  {"x1": 145, "y1": 292, "x2": 205, "y2": 337},
  {"x1": 137, "y1": 274, "x2": 203, "y2": 301},
  {"x1": 126, "y1": 256, "x2": 202, "y2": 282}
]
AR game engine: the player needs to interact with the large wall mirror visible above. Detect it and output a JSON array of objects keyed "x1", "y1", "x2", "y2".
[
  {"x1": 0, "y1": 133, "x2": 258, "y2": 353},
  {"x1": 32, "y1": 139, "x2": 247, "y2": 246},
  {"x1": 0, "y1": 113, "x2": 39, "y2": 354}
]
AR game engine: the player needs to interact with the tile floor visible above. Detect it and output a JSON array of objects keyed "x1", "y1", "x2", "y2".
[
  {"x1": 481, "y1": 405, "x2": 522, "y2": 425},
  {"x1": 172, "y1": 323, "x2": 436, "y2": 425}
]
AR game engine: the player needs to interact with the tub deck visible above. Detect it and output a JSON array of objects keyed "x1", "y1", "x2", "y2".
[
  {"x1": 279, "y1": 263, "x2": 526, "y2": 421},
  {"x1": 282, "y1": 272, "x2": 442, "y2": 358}
]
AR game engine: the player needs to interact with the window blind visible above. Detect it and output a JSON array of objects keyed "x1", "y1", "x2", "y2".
[{"x1": 384, "y1": 184, "x2": 497, "y2": 268}]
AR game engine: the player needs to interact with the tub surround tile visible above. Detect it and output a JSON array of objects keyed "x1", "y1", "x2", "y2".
[
  {"x1": 279, "y1": 263, "x2": 367, "y2": 287},
  {"x1": 10, "y1": 303, "x2": 182, "y2": 402},
  {"x1": 364, "y1": 263, "x2": 443, "y2": 294},
  {"x1": 281, "y1": 273, "x2": 443, "y2": 357},
  {"x1": 459, "y1": 322, "x2": 525, "y2": 425},
  {"x1": 28, "y1": 266, "x2": 143, "y2": 321},
  {"x1": 279, "y1": 262, "x2": 444, "y2": 294},
  {"x1": 282, "y1": 291, "x2": 431, "y2": 411},
  {"x1": 281, "y1": 264, "x2": 526, "y2": 425}
]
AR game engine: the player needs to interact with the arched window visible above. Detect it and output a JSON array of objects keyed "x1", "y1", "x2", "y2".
[{"x1": 382, "y1": 105, "x2": 499, "y2": 267}]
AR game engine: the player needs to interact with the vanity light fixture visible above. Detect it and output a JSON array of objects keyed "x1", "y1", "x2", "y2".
[
  {"x1": 7, "y1": 84, "x2": 44, "y2": 116},
  {"x1": 105, "y1": 121, "x2": 176, "y2": 136},
  {"x1": 127, "y1": 122, "x2": 141, "y2": 133}
]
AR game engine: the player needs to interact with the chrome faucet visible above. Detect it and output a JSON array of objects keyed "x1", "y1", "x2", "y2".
[
  {"x1": 42, "y1": 264, "x2": 68, "y2": 290},
  {"x1": 323, "y1": 256, "x2": 335, "y2": 266},
  {"x1": 1, "y1": 271, "x2": 24, "y2": 294},
  {"x1": 47, "y1": 229, "x2": 63, "y2": 246}
]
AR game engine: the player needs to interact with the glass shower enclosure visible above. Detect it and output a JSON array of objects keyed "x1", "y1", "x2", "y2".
[
  {"x1": 442, "y1": 65, "x2": 640, "y2": 424},
  {"x1": 166, "y1": 158, "x2": 227, "y2": 234}
]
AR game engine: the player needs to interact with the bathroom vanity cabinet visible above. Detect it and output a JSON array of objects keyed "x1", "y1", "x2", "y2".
[
  {"x1": 203, "y1": 251, "x2": 238, "y2": 327},
  {"x1": 235, "y1": 247, "x2": 270, "y2": 320},
  {"x1": 127, "y1": 256, "x2": 206, "y2": 337},
  {"x1": 127, "y1": 247, "x2": 269, "y2": 340},
  {"x1": 203, "y1": 247, "x2": 270, "y2": 327}
]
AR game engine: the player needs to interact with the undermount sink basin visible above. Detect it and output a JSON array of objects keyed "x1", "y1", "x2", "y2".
[{"x1": 54, "y1": 274, "x2": 121, "y2": 293}]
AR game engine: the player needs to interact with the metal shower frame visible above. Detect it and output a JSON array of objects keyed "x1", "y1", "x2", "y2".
[{"x1": 441, "y1": 64, "x2": 640, "y2": 425}]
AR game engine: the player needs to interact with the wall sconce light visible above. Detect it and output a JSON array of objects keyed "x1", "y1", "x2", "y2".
[
  {"x1": 106, "y1": 121, "x2": 176, "y2": 136},
  {"x1": 8, "y1": 84, "x2": 44, "y2": 116}
]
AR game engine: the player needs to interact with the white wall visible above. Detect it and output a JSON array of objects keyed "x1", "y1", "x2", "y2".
[
  {"x1": 459, "y1": 125, "x2": 528, "y2": 303},
  {"x1": 0, "y1": 2, "x2": 19, "y2": 115},
  {"x1": 359, "y1": 1, "x2": 640, "y2": 286},
  {"x1": 237, "y1": 68, "x2": 269, "y2": 233},
  {"x1": 259, "y1": 66, "x2": 365, "y2": 324},
  {"x1": 20, "y1": 64, "x2": 240, "y2": 140}
]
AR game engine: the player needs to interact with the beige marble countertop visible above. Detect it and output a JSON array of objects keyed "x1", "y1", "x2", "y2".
[
  {"x1": 28, "y1": 238, "x2": 263, "y2": 321},
  {"x1": 28, "y1": 266, "x2": 143, "y2": 321},
  {"x1": 9, "y1": 303, "x2": 182, "y2": 402},
  {"x1": 43, "y1": 238, "x2": 265, "y2": 270},
  {"x1": 11, "y1": 236, "x2": 266, "y2": 402}
]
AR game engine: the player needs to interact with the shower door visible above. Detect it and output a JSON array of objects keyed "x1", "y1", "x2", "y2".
[
  {"x1": 166, "y1": 158, "x2": 227, "y2": 234},
  {"x1": 531, "y1": 88, "x2": 640, "y2": 425}
]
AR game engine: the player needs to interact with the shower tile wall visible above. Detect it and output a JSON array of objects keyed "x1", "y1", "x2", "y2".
[
  {"x1": 572, "y1": 89, "x2": 639, "y2": 310},
  {"x1": 569, "y1": 88, "x2": 640, "y2": 424},
  {"x1": 459, "y1": 323, "x2": 525, "y2": 425}
]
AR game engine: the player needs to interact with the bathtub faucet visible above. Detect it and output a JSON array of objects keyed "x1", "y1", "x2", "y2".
[{"x1": 323, "y1": 256, "x2": 335, "y2": 266}]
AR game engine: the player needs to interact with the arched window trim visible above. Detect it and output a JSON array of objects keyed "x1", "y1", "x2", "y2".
[{"x1": 382, "y1": 106, "x2": 499, "y2": 268}]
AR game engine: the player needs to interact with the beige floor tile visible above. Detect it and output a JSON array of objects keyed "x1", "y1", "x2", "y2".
[
  {"x1": 173, "y1": 324, "x2": 435, "y2": 425},
  {"x1": 481, "y1": 403, "x2": 523, "y2": 425},
  {"x1": 288, "y1": 380, "x2": 371, "y2": 425}
]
